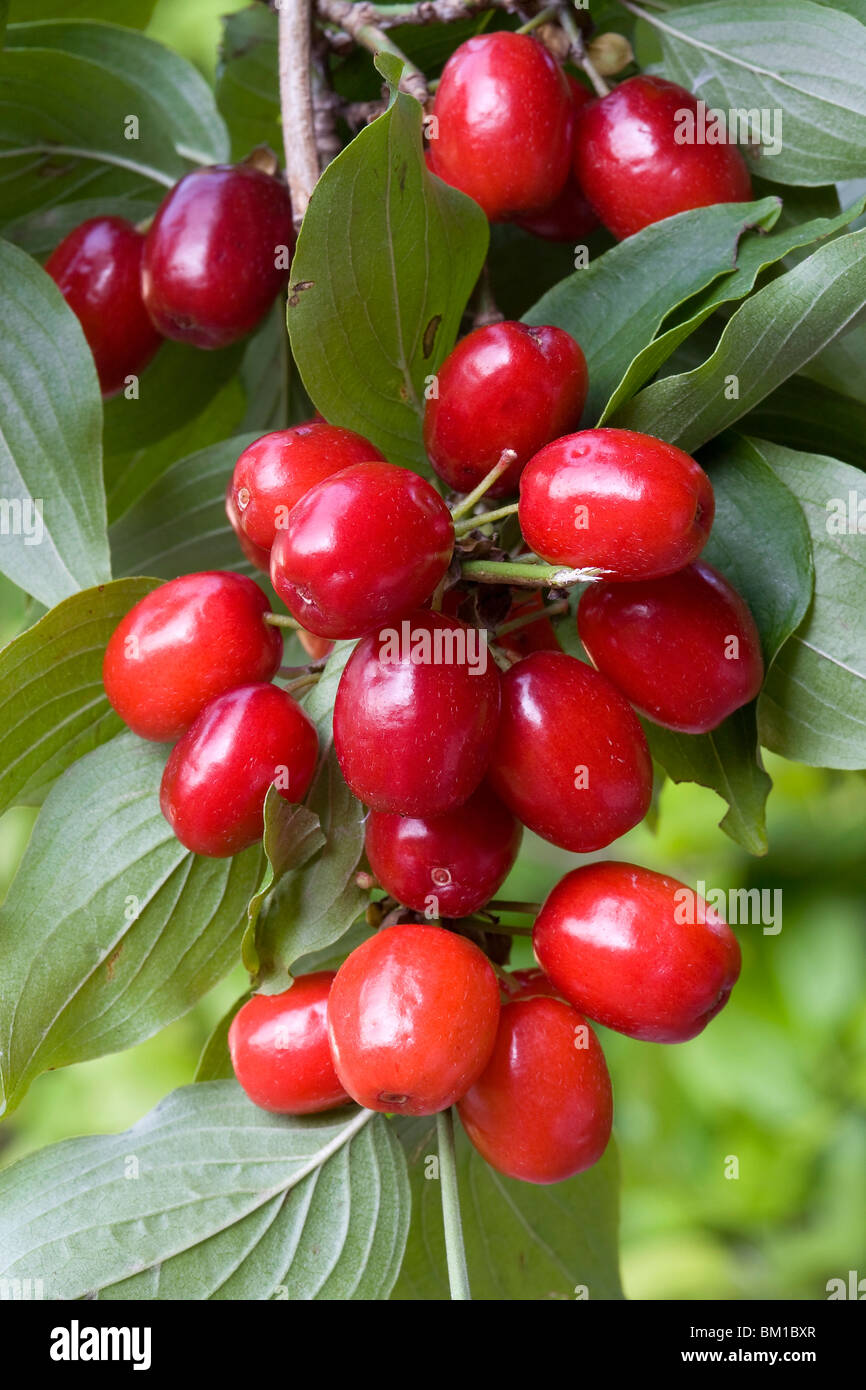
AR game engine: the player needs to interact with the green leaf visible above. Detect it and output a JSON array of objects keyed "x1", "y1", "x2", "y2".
[
  {"x1": 742, "y1": 375, "x2": 866, "y2": 471},
  {"x1": 241, "y1": 787, "x2": 326, "y2": 979},
  {"x1": 0, "y1": 239, "x2": 110, "y2": 605},
  {"x1": 393, "y1": 1119, "x2": 623, "y2": 1300},
  {"x1": 9, "y1": 2, "x2": 156, "y2": 24},
  {"x1": 216, "y1": 5, "x2": 281, "y2": 162},
  {"x1": 600, "y1": 194, "x2": 866, "y2": 423},
  {"x1": 0, "y1": 735, "x2": 263, "y2": 1116},
  {"x1": 287, "y1": 60, "x2": 489, "y2": 468},
  {"x1": 640, "y1": 434, "x2": 814, "y2": 854},
  {"x1": 0, "y1": 576, "x2": 159, "y2": 817},
  {"x1": 750, "y1": 439, "x2": 866, "y2": 769},
  {"x1": 639, "y1": 0, "x2": 866, "y2": 184},
  {"x1": 194, "y1": 994, "x2": 250, "y2": 1083},
  {"x1": 0, "y1": 1083, "x2": 410, "y2": 1301},
  {"x1": 523, "y1": 196, "x2": 780, "y2": 424},
  {"x1": 110, "y1": 434, "x2": 260, "y2": 580},
  {"x1": 0, "y1": 21, "x2": 228, "y2": 243},
  {"x1": 612, "y1": 228, "x2": 866, "y2": 450},
  {"x1": 102, "y1": 339, "x2": 245, "y2": 458}
]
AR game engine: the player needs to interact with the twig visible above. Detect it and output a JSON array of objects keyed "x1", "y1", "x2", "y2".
[
  {"x1": 316, "y1": 1, "x2": 430, "y2": 103},
  {"x1": 557, "y1": 3, "x2": 610, "y2": 98},
  {"x1": 278, "y1": 0, "x2": 320, "y2": 225}
]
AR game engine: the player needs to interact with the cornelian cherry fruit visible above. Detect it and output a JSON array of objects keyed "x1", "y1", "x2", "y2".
[
  {"x1": 228, "y1": 973, "x2": 348, "y2": 1114},
  {"x1": 488, "y1": 650, "x2": 652, "y2": 852},
  {"x1": 159, "y1": 682, "x2": 318, "y2": 857},
  {"x1": 225, "y1": 481, "x2": 270, "y2": 573},
  {"x1": 270, "y1": 462, "x2": 455, "y2": 639},
  {"x1": 333, "y1": 610, "x2": 501, "y2": 815},
  {"x1": 573, "y1": 76, "x2": 753, "y2": 241},
  {"x1": 424, "y1": 322, "x2": 588, "y2": 497},
  {"x1": 231, "y1": 422, "x2": 385, "y2": 554},
  {"x1": 518, "y1": 427, "x2": 714, "y2": 580},
  {"x1": 141, "y1": 164, "x2": 295, "y2": 348},
  {"x1": 45, "y1": 217, "x2": 162, "y2": 397},
  {"x1": 533, "y1": 861, "x2": 742, "y2": 1042},
  {"x1": 428, "y1": 32, "x2": 574, "y2": 222},
  {"x1": 327, "y1": 924, "x2": 501, "y2": 1114},
  {"x1": 457, "y1": 996, "x2": 613, "y2": 1183},
  {"x1": 103, "y1": 571, "x2": 282, "y2": 742},
  {"x1": 364, "y1": 782, "x2": 522, "y2": 919},
  {"x1": 578, "y1": 560, "x2": 765, "y2": 733},
  {"x1": 516, "y1": 77, "x2": 598, "y2": 243}
]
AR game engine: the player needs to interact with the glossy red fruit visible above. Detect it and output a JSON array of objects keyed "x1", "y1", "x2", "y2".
[
  {"x1": 496, "y1": 590, "x2": 563, "y2": 663},
  {"x1": 45, "y1": 217, "x2": 162, "y2": 397},
  {"x1": 141, "y1": 164, "x2": 295, "y2": 348},
  {"x1": 228, "y1": 974, "x2": 348, "y2": 1114},
  {"x1": 365, "y1": 782, "x2": 522, "y2": 919},
  {"x1": 516, "y1": 77, "x2": 598, "y2": 242},
  {"x1": 488, "y1": 650, "x2": 652, "y2": 852},
  {"x1": 428, "y1": 32, "x2": 574, "y2": 222},
  {"x1": 333, "y1": 610, "x2": 501, "y2": 815},
  {"x1": 424, "y1": 322, "x2": 588, "y2": 497},
  {"x1": 519, "y1": 427, "x2": 714, "y2": 580},
  {"x1": 225, "y1": 480, "x2": 271, "y2": 572},
  {"x1": 458, "y1": 997, "x2": 612, "y2": 1183},
  {"x1": 504, "y1": 968, "x2": 563, "y2": 1002},
  {"x1": 574, "y1": 76, "x2": 753, "y2": 241},
  {"x1": 231, "y1": 423, "x2": 385, "y2": 554},
  {"x1": 160, "y1": 682, "x2": 318, "y2": 857},
  {"x1": 327, "y1": 924, "x2": 501, "y2": 1114},
  {"x1": 270, "y1": 463, "x2": 455, "y2": 639},
  {"x1": 103, "y1": 571, "x2": 282, "y2": 742},
  {"x1": 533, "y1": 861, "x2": 742, "y2": 1042},
  {"x1": 297, "y1": 628, "x2": 334, "y2": 663},
  {"x1": 578, "y1": 560, "x2": 764, "y2": 733}
]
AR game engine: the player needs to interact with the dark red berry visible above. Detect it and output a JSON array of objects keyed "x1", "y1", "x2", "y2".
[
  {"x1": 159, "y1": 682, "x2": 318, "y2": 857},
  {"x1": 488, "y1": 650, "x2": 652, "y2": 852},
  {"x1": 518, "y1": 427, "x2": 714, "y2": 580},
  {"x1": 270, "y1": 462, "x2": 455, "y2": 639},
  {"x1": 532, "y1": 861, "x2": 742, "y2": 1042},
  {"x1": 333, "y1": 610, "x2": 501, "y2": 815},
  {"x1": 326, "y1": 924, "x2": 501, "y2": 1114},
  {"x1": 457, "y1": 996, "x2": 613, "y2": 1183},
  {"x1": 573, "y1": 76, "x2": 753, "y2": 241},
  {"x1": 228, "y1": 973, "x2": 349, "y2": 1114},
  {"x1": 428, "y1": 32, "x2": 574, "y2": 221},
  {"x1": 577, "y1": 560, "x2": 765, "y2": 733},
  {"x1": 45, "y1": 216, "x2": 162, "y2": 397},
  {"x1": 424, "y1": 322, "x2": 588, "y2": 497},
  {"x1": 141, "y1": 164, "x2": 295, "y2": 348},
  {"x1": 103, "y1": 571, "x2": 282, "y2": 742},
  {"x1": 364, "y1": 782, "x2": 522, "y2": 918}
]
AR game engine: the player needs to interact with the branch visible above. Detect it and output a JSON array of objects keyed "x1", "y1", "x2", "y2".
[
  {"x1": 317, "y1": 1, "x2": 527, "y2": 30},
  {"x1": 317, "y1": 1, "x2": 430, "y2": 104},
  {"x1": 278, "y1": 0, "x2": 320, "y2": 225}
]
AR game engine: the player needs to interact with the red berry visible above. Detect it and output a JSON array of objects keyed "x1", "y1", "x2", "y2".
[
  {"x1": 516, "y1": 76, "x2": 598, "y2": 243},
  {"x1": 532, "y1": 861, "x2": 742, "y2": 1042},
  {"x1": 297, "y1": 628, "x2": 334, "y2": 663},
  {"x1": 141, "y1": 164, "x2": 295, "y2": 348},
  {"x1": 271, "y1": 462, "x2": 455, "y2": 639},
  {"x1": 488, "y1": 650, "x2": 652, "y2": 852},
  {"x1": 44, "y1": 217, "x2": 162, "y2": 397},
  {"x1": 504, "y1": 968, "x2": 563, "y2": 1002},
  {"x1": 428, "y1": 33, "x2": 574, "y2": 221},
  {"x1": 228, "y1": 973, "x2": 348, "y2": 1114},
  {"x1": 574, "y1": 76, "x2": 753, "y2": 241},
  {"x1": 457, "y1": 997, "x2": 613, "y2": 1183},
  {"x1": 424, "y1": 322, "x2": 588, "y2": 497},
  {"x1": 159, "y1": 682, "x2": 318, "y2": 857},
  {"x1": 326, "y1": 924, "x2": 501, "y2": 1114},
  {"x1": 225, "y1": 480, "x2": 270, "y2": 572},
  {"x1": 578, "y1": 560, "x2": 764, "y2": 733},
  {"x1": 103, "y1": 571, "x2": 282, "y2": 742},
  {"x1": 518, "y1": 428, "x2": 714, "y2": 580},
  {"x1": 364, "y1": 782, "x2": 522, "y2": 919},
  {"x1": 333, "y1": 610, "x2": 501, "y2": 815},
  {"x1": 231, "y1": 423, "x2": 385, "y2": 554}
]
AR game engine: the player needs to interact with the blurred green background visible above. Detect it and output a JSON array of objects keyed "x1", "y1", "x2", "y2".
[{"x1": 1, "y1": 0, "x2": 864, "y2": 1302}]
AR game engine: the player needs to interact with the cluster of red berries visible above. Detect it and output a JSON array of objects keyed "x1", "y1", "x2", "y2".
[
  {"x1": 45, "y1": 160, "x2": 294, "y2": 397},
  {"x1": 427, "y1": 31, "x2": 752, "y2": 240},
  {"x1": 101, "y1": 293, "x2": 759, "y2": 1183}
]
